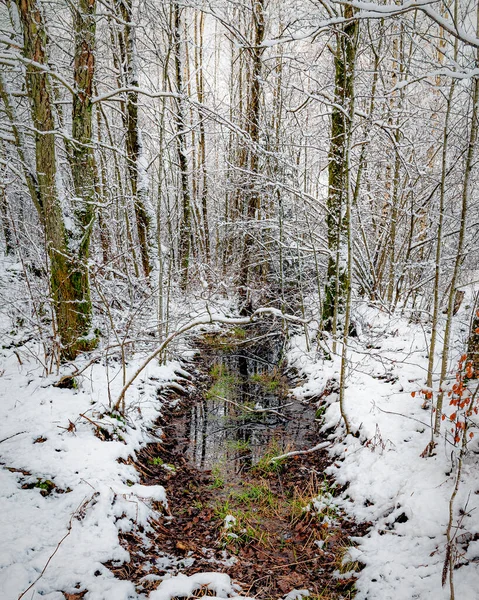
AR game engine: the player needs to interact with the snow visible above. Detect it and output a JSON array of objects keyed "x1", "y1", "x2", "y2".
[
  {"x1": 288, "y1": 298, "x2": 479, "y2": 600},
  {"x1": 0, "y1": 344, "x2": 176, "y2": 599},
  {"x1": 0, "y1": 267, "x2": 259, "y2": 599},
  {"x1": 149, "y1": 572, "x2": 252, "y2": 600}
]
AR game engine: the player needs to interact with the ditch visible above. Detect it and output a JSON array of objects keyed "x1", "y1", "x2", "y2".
[{"x1": 109, "y1": 324, "x2": 369, "y2": 599}]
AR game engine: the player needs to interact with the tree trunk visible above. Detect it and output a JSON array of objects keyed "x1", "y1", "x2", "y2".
[
  {"x1": 0, "y1": 146, "x2": 13, "y2": 255},
  {"x1": 195, "y1": 9, "x2": 210, "y2": 263},
  {"x1": 117, "y1": 0, "x2": 152, "y2": 280},
  {"x1": 323, "y1": 4, "x2": 358, "y2": 332},
  {"x1": 70, "y1": 0, "x2": 97, "y2": 336},
  {"x1": 172, "y1": 1, "x2": 192, "y2": 290},
  {"x1": 15, "y1": 0, "x2": 95, "y2": 359},
  {"x1": 238, "y1": 0, "x2": 265, "y2": 313}
]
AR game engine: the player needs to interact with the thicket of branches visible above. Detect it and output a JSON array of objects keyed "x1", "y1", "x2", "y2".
[{"x1": 1, "y1": 0, "x2": 479, "y2": 438}]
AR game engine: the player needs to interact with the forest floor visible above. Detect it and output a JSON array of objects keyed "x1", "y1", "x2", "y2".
[
  {"x1": 1, "y1": 259, "x2": 479, "y2": 600},
  {"x1": 106, "y1": 331, "x2": 370, "y2": 599}
]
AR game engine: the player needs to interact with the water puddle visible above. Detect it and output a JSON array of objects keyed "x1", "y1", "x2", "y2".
[{"x1": 181, "y1": 331, "x2": 318, "y2": 474}]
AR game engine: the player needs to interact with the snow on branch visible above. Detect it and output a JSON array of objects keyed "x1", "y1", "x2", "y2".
[
  {"x1": 261, "y1": 1, "x2": 479, "y2": 49},
  {"x1": 91, "y1": 86, "x2": 180, "y2": 104}
]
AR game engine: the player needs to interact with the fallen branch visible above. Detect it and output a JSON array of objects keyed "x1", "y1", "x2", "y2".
[{"x1": 269, "y1": 440, "x2": 331, "y2": 462}]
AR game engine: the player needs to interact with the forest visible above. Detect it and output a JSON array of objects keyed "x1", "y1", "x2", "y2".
[{"x1": 1, "y1": 0, "x2": 479, "y2": 598}]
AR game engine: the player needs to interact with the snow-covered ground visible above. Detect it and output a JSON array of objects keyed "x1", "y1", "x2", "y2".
[
  {"x1": 0, "y1": 259, "x2": 251, "y2": 600},
  {"x1": 289, "y1": 301, "x2": 479, "y2": 600},
  {"x1": 0, "y1": 342, "x2": 180, "y2": 599},
  {"x1": 1, "y1": 250, "x2": 479, "y2": 600}
]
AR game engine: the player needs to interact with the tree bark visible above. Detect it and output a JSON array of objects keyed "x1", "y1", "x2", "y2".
[
  {"x1": 15, "y1": 0, "x2": 95, "y2": 359},
  {"x1": 238, "y1": 0, "x2": 265, "y2": 313},
  {"x1": 117, "y1": 0, "x2": 152, "y2": 280},
  {"x1": 172, "y1": 1, "x2": 192, "y2": 290},
  {"x1": 323, "y1": 5, "x2": 358, "y2": 333}
]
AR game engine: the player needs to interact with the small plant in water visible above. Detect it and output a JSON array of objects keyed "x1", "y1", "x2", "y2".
[
  {"x1": 250, "y1": 367, "x2": 286, "y2": 393},
  {"x1": 210, "y1": 363, "x2": 227, "y2": 380},
  {"x1": 206, "y1": 371, "x2": 238, "y2": 400},
  {"x1": 251, "y1": 438, "x2": 286, "y2": 475},
  {"x1": 231, "y1": 326, "x2": 247, "y2": 339}
]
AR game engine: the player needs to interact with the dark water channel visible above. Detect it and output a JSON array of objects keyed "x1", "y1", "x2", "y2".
[{"x1": 181, "y1": 331, "x2": 318, "y2": 476}]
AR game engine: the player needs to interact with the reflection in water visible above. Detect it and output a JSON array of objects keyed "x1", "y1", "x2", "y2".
[{"x1": 183, "y1": 336, "x2": 318, "y2": 475}]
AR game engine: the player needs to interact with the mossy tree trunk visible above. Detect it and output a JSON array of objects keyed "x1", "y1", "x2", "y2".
[
  {"x1": 15, "y1": 0, "x2": 96, "y2": 359},
  {"x1": 70, "y1": 0, "x2": 97, "y2": 345},
  {"x1": 323, "y1": 5, "x2": 358, "y2": 332}
]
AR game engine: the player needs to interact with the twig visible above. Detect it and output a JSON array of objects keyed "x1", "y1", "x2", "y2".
[
  {"x1": 212, "y1": 394, "x2": 292, "y2": 420},
  {"x1": 17, "y1": 494, "x2": 97, "y2": 599},
  {"x1": 443, "y1": 430, "x2": 468, "y2": 597},
  {"x1": 0, "y1": 431, "x2": 26, "y2": 444},
  {"x1": 79, "y1": 412, "x2": 102, "y2": 428},
  {"x1": 17, "y1": 527, "x2": 72, "y2": 599},
  {"x1": 270, "y1": 440, "x2": 331, "y2": 462},
  {"x1": 18, "y1": 510, "x2": 75, "y2": 599}
]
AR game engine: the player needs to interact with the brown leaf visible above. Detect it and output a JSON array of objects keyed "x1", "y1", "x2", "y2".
[{"x1": 175, "y1": 541, "x2": 188, "y2": 552}]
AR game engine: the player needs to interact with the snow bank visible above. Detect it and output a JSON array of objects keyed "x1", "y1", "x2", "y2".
[
  {"x1": 0, "y1": 342, "x2": 178, "y2": 599},
  {"x1": 288, "y1": 301, "x2": 479, "y2": 600}
]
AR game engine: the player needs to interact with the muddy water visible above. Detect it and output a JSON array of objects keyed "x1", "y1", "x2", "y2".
[{"x1": 180, "y1": 332, "x2": 318, "y2": 474}]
